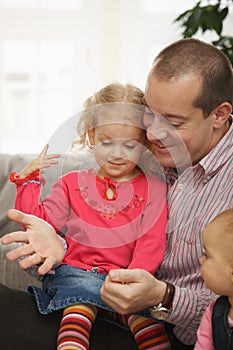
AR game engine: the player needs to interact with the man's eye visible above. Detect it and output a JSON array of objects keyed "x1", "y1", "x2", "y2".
[{"x1": 170, "y1": 122, "x2": 182, "y2": 128}]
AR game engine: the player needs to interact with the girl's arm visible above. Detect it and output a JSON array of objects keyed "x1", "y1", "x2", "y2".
[
  {"x1": 128, "y1": 176, "x2": 167, "y2": 274},
  {"x1": 9, "y1": 144, "x2": 62, "y2": 229},
  {"x1": 128, "y1": 203, "x2": 167, "y2": 274}
]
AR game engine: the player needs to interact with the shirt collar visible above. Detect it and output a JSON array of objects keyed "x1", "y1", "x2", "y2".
[{"x1": 199, "y1": 115, "x2": 233, "y2": 175}]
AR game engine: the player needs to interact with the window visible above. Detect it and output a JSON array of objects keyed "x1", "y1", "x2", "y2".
[
  {"x1": 0, "y1": 0, "x2": 83, "y2": 10},
  {"x1": 0, "y1": 0, "x2": 232, "y2": 153}
]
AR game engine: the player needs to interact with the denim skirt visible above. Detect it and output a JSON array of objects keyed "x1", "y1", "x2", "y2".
[{"x1": 28, "y1": 264, "x2": 114, "y2": 315}]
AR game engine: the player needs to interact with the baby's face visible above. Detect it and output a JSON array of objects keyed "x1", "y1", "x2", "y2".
[{"x1": 199, "y1": 221, "x2": 233, "y2": 296}]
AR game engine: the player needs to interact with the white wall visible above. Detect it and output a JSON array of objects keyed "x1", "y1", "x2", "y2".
[{"x1": 0, "y1": 0, "x2": 232, "y2": 153}]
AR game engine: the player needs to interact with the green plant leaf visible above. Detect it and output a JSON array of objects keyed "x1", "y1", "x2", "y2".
[
  {"x1": 199, "y1": 5, "x2": 224, "y2": 34},
  {"x1": 174, "y1": 0, "x2": 233, "y2": 65},
  {"x1": 212, "y1": 36, "x2": 233, "y2": 65}
]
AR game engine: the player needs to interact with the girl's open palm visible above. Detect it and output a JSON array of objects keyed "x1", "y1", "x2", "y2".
[{"x1": 19, "y1": 144, "x2": 61, "y2": 178}]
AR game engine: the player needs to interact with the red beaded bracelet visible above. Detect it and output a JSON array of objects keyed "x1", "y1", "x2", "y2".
[{"x1": 9, "y1": 170, "x2": 46, "y2": 185}]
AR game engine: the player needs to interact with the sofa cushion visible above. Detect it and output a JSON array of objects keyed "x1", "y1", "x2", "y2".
[
  {"x1": 0, "y1": 151, "x2": 92, "y2": 290},
  {"x1": 0, "y1": 154, "x2": 36, "y2": 236}
]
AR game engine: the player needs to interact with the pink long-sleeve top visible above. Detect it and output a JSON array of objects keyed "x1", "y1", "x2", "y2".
[
  {"x1": 194, "y1": 301, "x2": 233, "y2": 350},
  {"x1": 13, "y1": 169, "x2": 167, "y2": 275}
]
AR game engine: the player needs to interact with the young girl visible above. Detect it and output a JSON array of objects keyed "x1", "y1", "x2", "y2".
[
  {"x1": 194, "y1": 208, "x2": 233, "y2": 350},
  {"x1": 9, "y1": 83, "x2": 170, "y2": 350}
]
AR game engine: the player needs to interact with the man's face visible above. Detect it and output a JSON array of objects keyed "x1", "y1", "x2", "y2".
[{"x1": 144, "y1": 72, "x2": 216, "y2": 168}]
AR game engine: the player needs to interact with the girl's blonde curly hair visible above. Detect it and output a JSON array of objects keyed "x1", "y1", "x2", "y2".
[
  {"x1": 72, "y1": 82, "x2": 162, "y2": 175},
  {"x1": 75, "y1": 82, "x2": 149, "y2": 149}
]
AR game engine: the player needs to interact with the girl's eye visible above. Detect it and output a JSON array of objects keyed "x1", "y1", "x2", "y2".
[
  {"x1": 125, "y1": 143, "x2": 136, "y2": 149},
  {"x1": 102, "y1": 140, "x2": 112, "y2": 146}
]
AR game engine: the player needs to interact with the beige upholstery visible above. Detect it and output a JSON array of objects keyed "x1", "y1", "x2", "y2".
[{"x1": 0, "y1": 152, "x2": 88, "y2": 290}]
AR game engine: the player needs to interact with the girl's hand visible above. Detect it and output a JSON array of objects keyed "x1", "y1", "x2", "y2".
[{"x1": 19, "y1": 144, "x2": 61, "y2": 178}]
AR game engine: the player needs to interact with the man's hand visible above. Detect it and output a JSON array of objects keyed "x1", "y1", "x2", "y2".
[
  {"x1": 100, "y1": 268, "x2": 166, "y2": 314},
  {"x1": 1, "y1": 209, "x2": 66, "y2": 275}
]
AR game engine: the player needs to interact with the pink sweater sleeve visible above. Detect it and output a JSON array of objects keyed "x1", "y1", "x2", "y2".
[
  {"x1": 194, "y1": 301, "x2": 215, "y2": 350},
  {"x1": 128, "y1": 177, "x2": 167, "y2": 275},
  {"x1": 14, "y1": 176, "x2": 70, "y2": 232}
]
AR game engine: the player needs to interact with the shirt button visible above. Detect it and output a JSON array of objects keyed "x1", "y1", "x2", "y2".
[
  {"x1": 178, "y1": 183, "x2": 184, "y2": 190},
  {"x1": 203, "y1": 175, "x2": 211, "y2": 184}
]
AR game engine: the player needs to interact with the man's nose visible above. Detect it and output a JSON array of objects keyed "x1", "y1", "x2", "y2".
[
  {"x1": 146, "y1": 119, "x2": 169, "y2": 141},
  {"x1": 144, "y1": 112, "x2": 170, "y2": 141}
]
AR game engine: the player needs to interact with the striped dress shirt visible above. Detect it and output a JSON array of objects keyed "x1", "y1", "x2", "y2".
[{"x1": 155, "y1": 117, "x2": 233, "y2": 345}]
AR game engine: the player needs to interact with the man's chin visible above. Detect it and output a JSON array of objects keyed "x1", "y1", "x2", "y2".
[{"x1": 153, "y1": 152, "x2": 176, "y2": 169}]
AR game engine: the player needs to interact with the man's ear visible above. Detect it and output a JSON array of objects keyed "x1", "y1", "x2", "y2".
[{"x1": 212, "y1": 102, "x2": 232, "y2": 128}]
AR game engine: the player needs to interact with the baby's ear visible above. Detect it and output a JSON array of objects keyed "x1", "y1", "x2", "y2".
[{"x1": 230, "y1": 266, "x2": 233, "y2": 283}]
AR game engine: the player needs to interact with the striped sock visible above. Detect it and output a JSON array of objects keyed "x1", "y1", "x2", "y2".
[
  {"x1": 57, "y1": 303, "x2": 97, "y2": 350},
  {"x1": 127, "y1": 315, "x2": 171, "y2": 350}
]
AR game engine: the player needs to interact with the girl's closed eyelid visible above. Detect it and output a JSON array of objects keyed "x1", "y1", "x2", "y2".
[
  {"x1": 125, "y1": 144, "x2": 136, "y2": 149},
  {"x1": 102, "y1": 140, "x2": 112, "y2": 144}
]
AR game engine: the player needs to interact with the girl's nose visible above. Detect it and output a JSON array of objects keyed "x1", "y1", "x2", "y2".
[{"x1": 110, "y1": 144, "x2": 123, "y2": 158}]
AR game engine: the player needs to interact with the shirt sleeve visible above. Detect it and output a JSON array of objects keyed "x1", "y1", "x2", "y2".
[
  {"x1": 14, "y1": 174, "x2": 71, "y2": 232},
  {"x1": 194, "y1": 302, "x2": 215, "y2": 350},
  {"x1": 128, "y1": 176, "x2": 167, "y2": 274},
  {"x1": 166, "y1": 281, "x2": 217, "y2": 345}
]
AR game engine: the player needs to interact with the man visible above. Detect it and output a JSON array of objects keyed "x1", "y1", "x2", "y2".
[
  {"x1": 1, "y1": 38, "x2": 233, "y2": 349},
  {"x1": 100, "y1": 38, "x2": 233, "y2": 348}
]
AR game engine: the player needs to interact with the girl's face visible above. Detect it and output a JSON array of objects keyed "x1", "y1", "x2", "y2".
[
  {"x1": 89, "y1": 123, "x2": 145, "y2": 181},
  {"x1": 200, "y1": 221, "x2": 233, "y2": 296}
]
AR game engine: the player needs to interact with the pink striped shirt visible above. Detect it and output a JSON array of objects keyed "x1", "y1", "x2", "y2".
[{"x1": 155, "y1": 117, "x2": 233, "y2": 345}]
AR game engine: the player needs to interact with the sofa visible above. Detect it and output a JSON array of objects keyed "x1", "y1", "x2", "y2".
[{"x1": 0, "y1": 151, "x2": 89, "y2": 291}]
